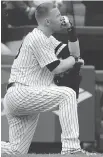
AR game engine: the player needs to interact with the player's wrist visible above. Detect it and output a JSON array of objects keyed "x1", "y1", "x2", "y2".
[
  {"x1": 70, "y1": 55, "x2": 79, "y2": 63},
  {"x1": 69, "y1": 55, "x2": 77, "y2": 64},
  {"x1": 67, "y1": 26, "x2": 77, "y2": 42}
]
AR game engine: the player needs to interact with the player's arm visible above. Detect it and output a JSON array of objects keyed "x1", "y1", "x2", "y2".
[
  {"x1": 61, "y1": 16, "x2": 80, "y2": 58},
  {"x1": 50, "y1": 36, "x2": 70, "y2": 59},
  {"x1": 47, "y1": 56, "x2": 76, "y2": 75},
  {"x1": 46, "y1": 40, "x2": 83, "y2": 74},
  {"x1": 67, "y1": 27, "x2": 80, "y2": 58},
  {"x1": 31, "y1": 34, "x2": 76, "y2": 75},
  {"x1": 47, "y1": 36, "x2": 76, "y2": 74}
]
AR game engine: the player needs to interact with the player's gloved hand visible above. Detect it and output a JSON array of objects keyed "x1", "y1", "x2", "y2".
[{"x1": 61, "y1": 16, "x2": 72, "y2": 29}]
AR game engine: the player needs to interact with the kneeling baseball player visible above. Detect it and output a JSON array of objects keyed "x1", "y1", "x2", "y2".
[{"x1": 2, "y1": 1, "x2": 94, "y2": 156}]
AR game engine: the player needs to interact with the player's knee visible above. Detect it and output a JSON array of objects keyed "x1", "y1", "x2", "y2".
[
  {"x1": 62, "y1": 87, "x2": 76, "y2": 100},
  {"x1": 69, "y1": 88, "x2": 76, "y2": 98}
]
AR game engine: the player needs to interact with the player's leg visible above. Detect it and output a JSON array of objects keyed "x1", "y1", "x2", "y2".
[
  {"x1": 1, "y1": 113, "x2": 40, "y2": 155},
  {"x1": 43, "y1": 85, "x2": 80, "y2": 154},
  {"x1": 40, "y1": 85, "x2": 81, "y2": 153},
  {"x1": 37, "y1": 85, "x2": 81, "y2": 153},
  {"x1": 58, "y1": 88, "x2": 81, "y2": 154},
  {"x1": 3, "y1": 83, "x2": 81, "y2": 154}
]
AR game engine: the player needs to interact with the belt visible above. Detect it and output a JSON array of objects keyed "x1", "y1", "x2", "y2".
[{"x1": 7, "y1": 82, "x2": 15, "y2": 90}]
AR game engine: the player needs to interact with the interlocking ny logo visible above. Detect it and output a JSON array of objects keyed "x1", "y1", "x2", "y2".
[{"x1": 53, "y1": 88, "x2": 93, "y2": 116}]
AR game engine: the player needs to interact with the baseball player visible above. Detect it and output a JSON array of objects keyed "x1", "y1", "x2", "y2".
[{"x1": 1, "y1": 1, "x2": 89, "y2": 156}]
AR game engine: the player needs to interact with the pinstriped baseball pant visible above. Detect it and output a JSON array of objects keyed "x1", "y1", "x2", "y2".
[{"x1": 2, "y1": 83, "x2": 81, "y2": 155}]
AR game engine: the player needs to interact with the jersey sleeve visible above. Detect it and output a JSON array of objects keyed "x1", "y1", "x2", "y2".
[
  {"x1": 50, "y1": 36, "x2": 67, "y2": 56},
  {"x1": 31, "y1": 35, "x2": 58, "y2": 68},
  {"x1": 50, "y1": 36, "x2": 61, "y2": 48}
]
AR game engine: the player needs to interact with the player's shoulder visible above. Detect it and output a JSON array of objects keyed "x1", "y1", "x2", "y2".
[
  {"x1": 50, "y1": 35, "x2": 57, "y2": 42},
  {"x1": 33, "y1": 28, "x2": 48, "y2": 40},
  {"x1": 29, "y1": 28, "x2": 50, "y2": 46},
  {"x1": 50, "y1": 35, "x2": 61, "y2": 45}
]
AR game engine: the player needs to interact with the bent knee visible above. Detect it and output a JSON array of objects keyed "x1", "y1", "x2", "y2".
[{"x1": 61, "y1": 87, "x2": 76, "y2": 100}]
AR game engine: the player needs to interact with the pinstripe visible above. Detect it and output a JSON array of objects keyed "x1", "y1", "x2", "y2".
[
  {"x1": 19, "y1": 120, "x2": 39, "y2": 153},
  {"x1": 2, "y1": 28, "x2": 80, "y2": 154},
  {"x1": 21, "y1": 115, "x2": 39, "y2": 153},
  {"x1": 17, "y1": 114, "x2": 39, "y2": 154},
  {"x1": 3, "y1": 84, "x2": 80, "y2": 154},
  {"x1": 58, "y1": 88, "x2": 80, "y2": 151},
  {"x1": 6, "y1": 113, "x2": 39, "y2": 154}
]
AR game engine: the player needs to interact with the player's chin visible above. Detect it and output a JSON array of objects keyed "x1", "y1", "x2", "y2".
[{"x1": 55, "y1": 26, "x2": 62, "y2": 32}]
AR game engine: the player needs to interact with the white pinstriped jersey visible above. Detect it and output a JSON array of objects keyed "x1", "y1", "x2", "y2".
[
  {"x1": 3, "y1": 29, "x2": 80, "y2": 155},
  {"x1": 9, "y1": 28, "x2": 66, "y2": 88}
]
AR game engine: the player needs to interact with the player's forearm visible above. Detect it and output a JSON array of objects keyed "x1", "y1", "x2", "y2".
[
  {"x1": 61, "y1": 16, "x2": 80, "y2": 58},
  {"x1": 53, "y1": 56, "x2": 75, "y2": 74},
  {"x1": 68, "y1": 39, "x2": 80, "y2": 58},
  {"x1": 67, "y1": 22, "x2": 80, "y2": 58}
]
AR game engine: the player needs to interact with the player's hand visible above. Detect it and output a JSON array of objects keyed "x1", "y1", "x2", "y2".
[
  {"x1": 78, "y1": 58, "x2": 84, "y2": 67},
  {"x1": 61, "y1": 16, "x2": 72, "y2": 29}
]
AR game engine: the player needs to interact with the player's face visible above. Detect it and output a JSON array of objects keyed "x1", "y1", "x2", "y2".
[{"x1": 49, "y1": 8, "x2": 62, "y2": 32}]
